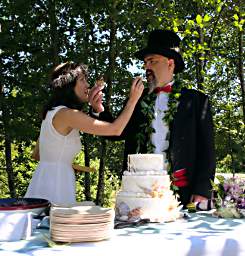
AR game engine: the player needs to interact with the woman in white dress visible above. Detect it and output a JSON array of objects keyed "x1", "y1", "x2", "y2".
[{"x1": 25, "y1": 62, "x2": 144, "y2": 205}]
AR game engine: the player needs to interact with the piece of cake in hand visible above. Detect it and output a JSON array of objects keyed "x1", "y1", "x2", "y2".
[{"x1": 115, "y1": 154, "x2": 182, "y2": 222}]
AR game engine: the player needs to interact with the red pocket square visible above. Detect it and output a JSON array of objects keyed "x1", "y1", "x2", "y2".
[
  {"x1": 173, "y1": 179, "x2": 189, "y2": 187},
  {"x1": 173, "y1": 168, "x2": 187, "y2": 178},
  {"x1": 172, "y1": 168, "x2": 188, "y2": 187}
]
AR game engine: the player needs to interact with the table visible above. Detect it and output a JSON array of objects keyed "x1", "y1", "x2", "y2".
[{"x1": 0, "y1": 212, "x2": 244, "y2": 256}]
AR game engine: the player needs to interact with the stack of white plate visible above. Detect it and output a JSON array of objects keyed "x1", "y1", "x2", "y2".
[{"x1": 50, "y1": 205, "x2": 115, "y2": 242}]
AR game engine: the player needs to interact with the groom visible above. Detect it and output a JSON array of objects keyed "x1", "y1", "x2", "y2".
[{"x1": 89, "y1": 29, "x2": 216, "y2": 207}]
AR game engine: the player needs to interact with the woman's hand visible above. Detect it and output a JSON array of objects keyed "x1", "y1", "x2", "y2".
[
  {"x1": 88, "y1": 79, "x2": 105, "y2": 113},
  {"x1": 129, "y1": 77, "x2": 144, "y2": 103},
  {"x1": 32, "y1": 139, "x2": 40, "y2": 161}
]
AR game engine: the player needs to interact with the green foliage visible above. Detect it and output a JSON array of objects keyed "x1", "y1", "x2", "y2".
[
  {"x1": 0, "y1": 0, "x2": 244, "y2": 203},
  {"x1": 0, "y1": 142, "x2": 37, "y2": 198},
  {"x1": 73, "y1": 148, "x2": 121, "y2": 207}
]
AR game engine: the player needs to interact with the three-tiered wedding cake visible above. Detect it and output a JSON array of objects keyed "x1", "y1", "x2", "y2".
[{"x1": 115, "y1": 154, "x2": 182, "y2": 222}]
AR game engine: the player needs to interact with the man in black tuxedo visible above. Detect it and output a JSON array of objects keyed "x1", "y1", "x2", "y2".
[{"x1": 89, "y1": 29, "x2": 216, "y2": 207}]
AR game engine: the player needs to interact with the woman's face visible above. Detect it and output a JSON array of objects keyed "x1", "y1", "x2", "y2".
[{"x1": 74, "y1": 75, "x2": 90, "y2": 102}]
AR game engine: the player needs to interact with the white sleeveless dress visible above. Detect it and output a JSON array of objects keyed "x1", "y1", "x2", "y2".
[{"x1": 25, "y1": 106, "x2": 81, "y2": 205}]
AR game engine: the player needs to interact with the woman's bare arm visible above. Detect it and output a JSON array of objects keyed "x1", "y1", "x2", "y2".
[{"x1": 54, "y1": 77, "x2": 144, "y2": 136}]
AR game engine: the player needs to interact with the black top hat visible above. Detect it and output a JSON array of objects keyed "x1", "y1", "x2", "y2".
[{"x1": 135, "y1": 29, "x2": 185, "y2": 74}]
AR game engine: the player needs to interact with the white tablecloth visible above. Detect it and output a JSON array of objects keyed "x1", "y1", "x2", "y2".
[
  {"x1": 0, "y1": 212, "x2": 32, "y2": 242},
  {"x1": 0, "y1": 212, "x2": 244, "y2": 256}
]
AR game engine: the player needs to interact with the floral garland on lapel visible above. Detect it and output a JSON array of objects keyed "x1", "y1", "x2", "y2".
[
  {"x1": 136, "y1": 81, "x2": 183, "y2": 174},
  {"x1": 135, "y1": 91, "x2": 156, "y2": 153}
]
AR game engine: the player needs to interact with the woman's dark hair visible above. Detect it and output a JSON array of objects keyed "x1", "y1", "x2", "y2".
[{"x1": 42, "y1": 62, "x2": 88, "y2": 119}]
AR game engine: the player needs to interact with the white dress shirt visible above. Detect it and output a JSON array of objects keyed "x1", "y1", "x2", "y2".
[
  {"x1": 151, "y1": 81, "x2": 174, "y2": 154},
  {"x1": 151, "y1": 92, "x2": 169, "y2": 154}
]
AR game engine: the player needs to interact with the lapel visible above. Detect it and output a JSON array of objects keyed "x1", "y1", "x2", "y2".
[{"x1": 169, "y1": 87, "x2": 198, "y2": 170}]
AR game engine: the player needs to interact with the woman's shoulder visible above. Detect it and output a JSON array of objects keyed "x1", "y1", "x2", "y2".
[
  {"x1": 45, "y1": 106, "x2": 78, "y2": 136},
  {"x1": 52, "y1": 105, "x2": 68, "y2": 111},
  {"x1": 49, "y1": 106, "x2": 83, "y2": 124},
  {"x1": 47, "y1": 105, "x2": 68, "y2": 114},
  {"x1": 45, "y1": 106, "x2": 70, "y2": 121}
]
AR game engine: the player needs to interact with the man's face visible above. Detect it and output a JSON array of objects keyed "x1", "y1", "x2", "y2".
[{"x1": 143, "y1": 54, "x2": 173, "y2": 87}]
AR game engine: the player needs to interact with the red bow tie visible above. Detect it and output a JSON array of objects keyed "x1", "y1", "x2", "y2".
[{"x1": 153, "y1": 84, "x2": 172, "y2": 94}]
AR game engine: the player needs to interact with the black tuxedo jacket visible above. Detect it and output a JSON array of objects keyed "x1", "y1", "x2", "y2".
[{"x1": 98, "y1": 87, "x2": 216, "y2": 206}]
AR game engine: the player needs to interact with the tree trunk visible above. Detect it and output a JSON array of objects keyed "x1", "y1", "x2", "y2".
[
  {"x1": 1, "y1": 92, "x2": 16, "y2": 198},
  {"x1": 95, "y1": 6, "x2": 117, "y2": 205},
  {"x1": 83, "y1": 134, "x2": 91, "y2": 201},
  {"x1": 226, "y1": 69, "x2": 235, "y2": 175},
  {"x1": 48, "y1": 0, "x2": 59, "y2": 66},
  {"x1": 96, "y1": 138, "x2": 107, "y2": 206},
  {"x1": 204, "y1": 4, "x2": 225, "y2": 72},
  {"x1": 195, "y1": 4, "x2": 204, "y2": 90},
  {"x1": 237, "y1": 23, "x2": 245, "y2": 124},
  {"x1": 4, "y1": 134, "x2": 16, "y2": 198},
  {"x1": 104, "y1": 7, "x2": 117, "y2": 109},
  {"x1": 86, "y1": 15, "x2": 99, "y2": 78},
  {"x1": 227, "y1": 110, "x2": 235, "y2": 175}
]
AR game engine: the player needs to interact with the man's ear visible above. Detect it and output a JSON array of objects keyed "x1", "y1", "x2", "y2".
[{"x1": 168, "y1": 59, "x2": 175, "y2": 71}]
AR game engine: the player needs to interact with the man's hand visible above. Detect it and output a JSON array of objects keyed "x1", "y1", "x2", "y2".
[
  {"x1": 190, "y1": 194, "x2": 208, "y2": 203},
  {"x1": 89, "y1": 80, "x2": 105, "y2": 113}
]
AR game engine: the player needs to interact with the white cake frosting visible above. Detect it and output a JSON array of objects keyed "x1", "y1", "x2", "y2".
[
  {"x1": 115, "y1": 154, "x2": 182, "y2": 222},
  {"x1": 121, "y1": 175, "x2": 170, "y2": 193},
  {"x1": 128, "y1": 154, "x2": 164, "y2": 172}
]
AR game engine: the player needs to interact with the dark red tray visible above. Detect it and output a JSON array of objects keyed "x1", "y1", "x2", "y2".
[{"x1": 0, "y1": 198, "x2": 50, "y2": 211}]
